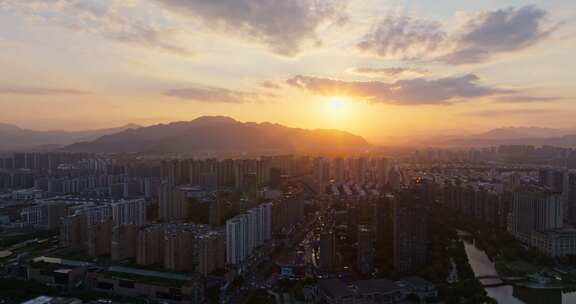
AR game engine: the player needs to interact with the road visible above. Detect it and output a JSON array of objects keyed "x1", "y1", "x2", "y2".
[{"x1": 224, "y1": 208, "x2": 326, "y2": 304}]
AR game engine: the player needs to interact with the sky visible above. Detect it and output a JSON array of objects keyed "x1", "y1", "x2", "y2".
[{"x1": 0, "y1": 0, "x2": 575, "y2": 144}]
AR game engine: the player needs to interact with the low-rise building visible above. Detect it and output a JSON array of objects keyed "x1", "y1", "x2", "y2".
[
  {"x1": 27, "y1": 257, "x2": 92, "y2": 291},
  {"x1": 86, "y1": 267, "x2": 205, "y2": 304}
]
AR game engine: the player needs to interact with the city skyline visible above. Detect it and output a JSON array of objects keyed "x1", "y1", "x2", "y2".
[{"x1": 1, "y1": 0, "x2": 575, "y2": 144}]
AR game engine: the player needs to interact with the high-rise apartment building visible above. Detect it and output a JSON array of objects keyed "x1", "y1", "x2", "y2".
[
  {"x1": 226, "y1": 215, "x2": 249, "y2": 265},
  {"x1": 226, "y1": 203, "x2": 273, "y2": 266},
  {"x1": 197, "y1": 231, "x2": 226, "y2": 276},
  {"x1": 136, "y1": 225, "x2": 165, "y2": 266},
  {"x1": 112, "y1": 198, "x2": 146, "y2": 227},
  {"x1": 164, "y1": 230, "x2": 196, "y2": 272},
  {"x1": 313, "y1": 157, "x2": 330, "y2": 190},
  {"x1": 60, "y1": 214, "x2": 88, "y2": 251},
  {"x1": 357, "y1": 225, "x2": 375, "y2": 275},
  {"x1": 159, "y1": 183, "x2": 188, "y2": 221},
  {"x1": 209, "y1": 199, "x2": 224, "y2": 228},
  {"x1": 87, "y1": 219, "x2": 113, "y2": 257},
  {"x1": 319, "y1": 230, "x2": 337, "y2": 272},
  {"x1": 111, "y1": 224, "x2": 138, "y2": 261},
  {"x1": 392, "y1": 188, "x2": 429, "y2": 274},
  {"x1": 509, "y1": 188, "x2": 563, "y2": 242}
]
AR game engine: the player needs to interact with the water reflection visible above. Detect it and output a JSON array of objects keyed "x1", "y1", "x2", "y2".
[{"x1": 460, "y1": 233, "x2": 576, "y2": 304}]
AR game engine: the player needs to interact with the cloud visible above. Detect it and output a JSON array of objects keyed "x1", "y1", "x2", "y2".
[
  {"x1": 164, "y1": 85, "x2": 272, "y2": 103},
  {"x1": 352, "y1": 67, "x2": 429, "y2": 79},
  {"x1": 3, "y1": 0, "x2": 193, "y2": 56},
  {"x1": 356, "y1": 14, "x2": 447, "y2": 59},
  {"x1": 153, "y1": 0, "x2": 346, "y2": 56},
  {"x1": 287, "y1": 74, "x2": 512, "y2": 105},
  {"x1": 440, "y1": 5, "x2": 558, "y2": 64},
  {"x1": 495, "y1": 95, "x2": 564, "y2": 103},
  {"x1": 0, "y1": 86, "x2": 90, "y2": 95},
  {"x1": 260, "y1": 81, "x2": 282, "y2": 90},
  {"x1": 358, "y1": 6, "x2": 558, "y2": 65},
  {"x1": 464, "y1": 109, "x2": 562, "y2": 117}
]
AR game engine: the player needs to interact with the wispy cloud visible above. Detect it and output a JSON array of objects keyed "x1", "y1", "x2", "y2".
[
  {"x1": 494, "y1": 95, "x2": 564, "y2": 103},
  {"x1": 153, "y1": 0, "x2": 347, "y2": 56},
  {"x1": 464, "y1": 108, "x2": 562, "y2": 117},
  {"x1": 3, "y1": 0, "x2": 194, "y2": 56},
  {"x1": 357, "y1": 15, "x2": 446, "y2": 60},
  {"x1": 351, "y1": 67, "x2": 429, "y2": 79},
  {"x1": 0, "y1": 86, "x2": 90, "y2": 95},
  {"x1": 164, "y1": 85, "x2": 273, "y2": 103},
  {"x1": 287, "y1": 74, "x2": 512, "y2": 105}
]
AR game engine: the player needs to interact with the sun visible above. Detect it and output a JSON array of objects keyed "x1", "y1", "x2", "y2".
[{"x1": 328, "y1": 96, "x2": 348, "y2": 113}]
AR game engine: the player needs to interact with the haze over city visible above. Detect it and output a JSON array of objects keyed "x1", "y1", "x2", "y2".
[{"x1": 1, "y1": 0, "x2": 575, "y2": 144}]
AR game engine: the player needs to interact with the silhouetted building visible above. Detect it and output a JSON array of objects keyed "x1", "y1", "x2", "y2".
[
  {"x1": 137, "y1": 225, "x2": 165, "y2": 266},
  {"x1": 159, "y1": 183, "x2": 188, "y2": 221},
  {"x1": 197, "y1": 231, "x2": 225, "y2": 276},
  {"x1": 111, "y1": 224, "x2": 138, "y2": 261},
  {"x1": 319, "y1": 230, "x2": 337, "y2": 272},
  {"x1": 357, "y1": 225, "x2": 375, "y2": 275},
  {"x1": 509, "y1": 188, "x2": 563, "y2": 243},
  {"x1": 393, "y1": 188, "x2": 429, "y2": 274},
  {"x1": 209, "y1": 199, "x2": 224, "y2": 228}
]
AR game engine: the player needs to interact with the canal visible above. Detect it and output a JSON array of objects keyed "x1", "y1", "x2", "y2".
[{"x1": 462, "y1": 238, "x2": 576, "y2": 303}]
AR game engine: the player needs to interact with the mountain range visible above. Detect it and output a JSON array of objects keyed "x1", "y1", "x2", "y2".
[
  {"x1": 0, "y1": 123, "x2": 141, "y2": 151},
  {"x1": 4, "y1": 119, "x2": 576, "y2": 153},
  {"x1": 63, "y1": 116, "x2": 370, "y2": 154},
  {"x1": 435, "y1": 127, "x2": 576, "y2": 147}
]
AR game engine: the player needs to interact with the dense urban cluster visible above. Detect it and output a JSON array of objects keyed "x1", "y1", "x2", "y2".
[{"x1": 3, "y1": 146, "x2": 576, "y2": 303}]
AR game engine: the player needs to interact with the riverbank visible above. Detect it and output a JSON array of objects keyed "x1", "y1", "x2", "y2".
[
  {"x1": 422, "y1": 207, "x2": 496, "y2": 303},
  {"x1": 461, "y1": 235, "x2": 576, "y2": 303},
  {"x1": 453, "y1": 216, "x2": 576, "y2": 291},
  {"x1": 446, "y1": 206, "x2": 576, "y2": 303}
]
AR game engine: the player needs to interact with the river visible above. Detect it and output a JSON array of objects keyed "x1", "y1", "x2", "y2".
[{"x1": 462, "y1": 239, "x2": 576, "y2": 304}]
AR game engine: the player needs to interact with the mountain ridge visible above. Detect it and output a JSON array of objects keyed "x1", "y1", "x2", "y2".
[
  {"x1": 63, "y1": 116, "x2": 370, "y2": 154},
  {"x1": 0, "y1": 123, "x2": 141, "y2": 151}
]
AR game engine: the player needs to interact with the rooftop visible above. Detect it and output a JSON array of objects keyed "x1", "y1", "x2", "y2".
[
  {"x1": 353, "y1": 279, "x2": 401, "y2": 294},
  {"x1": 317, "y1": 279, "x2": 354, "y2": 299},
  {"x1": 400, "y1": 276, "x2": 435, "y2": 288}
]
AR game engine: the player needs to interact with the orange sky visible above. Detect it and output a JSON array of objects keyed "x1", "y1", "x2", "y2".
[{"x1": 0, "y1": 0, "x2": 575, "y2": 144}]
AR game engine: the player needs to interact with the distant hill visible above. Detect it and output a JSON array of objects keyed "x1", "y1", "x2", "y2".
[
  {"x1": 0, "y1": 123, "x2": 141, "y2": 151},
  {"x1": 64, "y1": 116, "x2": 370, "y2": 154},
  {"x1": 475, "y1": 127, "x2": 576, "y2": 140},
  {"x1": 437, "y1": 127, "x2": 576, "y2": 147},
  {"x1": 441, "y1": 135, "x2": 576, "y2": 148}
]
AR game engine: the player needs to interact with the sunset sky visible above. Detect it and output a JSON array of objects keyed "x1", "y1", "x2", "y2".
[{"x1": 0, "y1": 0, "x2": 575, "y2": 144}]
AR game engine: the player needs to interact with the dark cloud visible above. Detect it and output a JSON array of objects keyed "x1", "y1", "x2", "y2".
[
  {"x1": 165, "y1": 85, "x2": 271, "y2": 103},
  {"x1": 287, "y1": 74, "x2": 512, "y2": 105},
  {"x1": 154, "y1": 0, "x2": 346, "y2": 56},
  {"x1": 352, "y1": 67, "x2": 429, "y2": 78},
  {"x1": 356, "y1": 15, "x2": 446, "y2": 59},
  {"x1": 0, "y1": 86, "x2": 90, "y2": 95},
  {"x1": 439, "y1": 5, "x2": 557, "y2": 64}
]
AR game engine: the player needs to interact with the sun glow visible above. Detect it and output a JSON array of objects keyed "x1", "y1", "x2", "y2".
[{"x1": 327, "y1": 96, "x2": 348, "y2": 114}]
